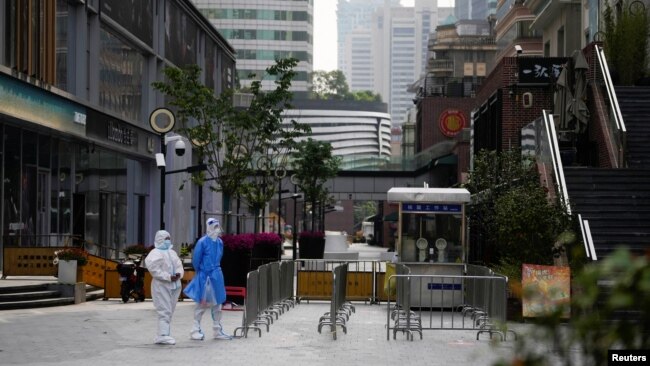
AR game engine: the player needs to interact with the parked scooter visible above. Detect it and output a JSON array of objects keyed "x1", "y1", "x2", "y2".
[{"x1": 117, "y1": 255, "x2": 146, "y2": 303}]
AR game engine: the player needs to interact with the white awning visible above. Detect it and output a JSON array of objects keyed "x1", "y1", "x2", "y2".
[{"x1": 387, "y1": 187, "x2": 471, "y2": 204}]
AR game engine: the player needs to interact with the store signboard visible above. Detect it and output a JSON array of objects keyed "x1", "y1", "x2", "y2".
[
  {"x1": 0, "y1": 73, "x2": 86, "y2": 137},
  {"x1": 522, "y1": 264, "x2": 571, "y2": 318},
  {"x1": 402, "y1": 203, "x2": 462, "y2": 213}
]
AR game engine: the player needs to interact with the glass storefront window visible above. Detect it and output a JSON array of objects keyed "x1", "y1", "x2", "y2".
[
  {"x1": 400, "y1": 212, "x2": 462, "y2": 263},
  {"x1": 2, "y1": 126, "x2": 21, "y2": 245},
  {"x1": 99, "y1": 27, "x2": 145, "y2": 122},
  {"x1": 55, "y1": 0, "x2": 69, "y2": 91}
]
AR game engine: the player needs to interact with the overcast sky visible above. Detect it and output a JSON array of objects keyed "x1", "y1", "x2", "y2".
[{"x1": 313, "y1": 0, "x2": 455, "y2": 71}]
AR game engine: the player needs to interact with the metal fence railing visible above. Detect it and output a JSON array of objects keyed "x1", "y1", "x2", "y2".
[{"x1": 386, "y1": 272, "x2": 513, "y2": 341}]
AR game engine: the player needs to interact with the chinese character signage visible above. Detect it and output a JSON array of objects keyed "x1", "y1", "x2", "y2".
[
  {"x1": 518, "y1": 57, "x2": 568, "y2": 84},
  {"x1": 522, "y1": 264, "x2": 571, "y2": 318},
  {"x1": 402, "y1": 203, "x2": 462, "y2": 213}
]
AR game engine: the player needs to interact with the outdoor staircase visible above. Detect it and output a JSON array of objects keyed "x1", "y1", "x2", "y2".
[
  {"x1": 563, "y1": 86, "x2": 650, "y2": 259},
  {"x1": 616, "y1": 86, "x2": 650, "y2": 168},
  {"x1": 0, "y1": 283, "x2": 104, "y2": 310}
]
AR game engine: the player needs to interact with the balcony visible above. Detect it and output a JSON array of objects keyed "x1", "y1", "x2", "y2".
[{"x1": 428, "y1": 59, "x2": 454, "y2": 75}]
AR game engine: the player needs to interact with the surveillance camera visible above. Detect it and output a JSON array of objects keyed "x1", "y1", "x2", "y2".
[
  {"x1": 514, "y1": 45, "x2": 523, "y2": 54},
  {"x1": 174, "y1": 139, "x2": 186, "y2": 156}
]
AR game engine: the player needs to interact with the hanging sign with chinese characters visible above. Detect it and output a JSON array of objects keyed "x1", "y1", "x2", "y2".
[
  {"x1": 518, "y1": 57, "x2": 568, "y2": 84},
  {"x1": 439, "y1": 109, "x2": 466, "y2": 137}
]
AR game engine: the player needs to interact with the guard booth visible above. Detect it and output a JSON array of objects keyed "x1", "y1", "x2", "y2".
[{"x1": 387, "y1": 187, "x2": 471, "y2": 307}]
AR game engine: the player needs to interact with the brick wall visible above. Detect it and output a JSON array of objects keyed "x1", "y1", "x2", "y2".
[
  {"x1": 418, "y1": 97, "x2": 478, "y2": 151},
  {"x1": 474, "y1": 56, "x2": 554, "y2": 151}
]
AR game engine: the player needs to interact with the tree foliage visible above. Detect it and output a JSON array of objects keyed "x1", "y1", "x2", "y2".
[
  {"x1": 309, "y1": 70, "x2": 382, "y2": 102},
  {"x1": 291, "y1": 138, "x2": 341, "y2": 231},
  {"x1": 465, "y1": 149, "x2": 573, "y2": 272},
  {"x1": 603, "y1": 0, "x2": 649, "y2": 85},
  {"x1": 152, "y1": 59, "x2": 310, "y2": 229}
]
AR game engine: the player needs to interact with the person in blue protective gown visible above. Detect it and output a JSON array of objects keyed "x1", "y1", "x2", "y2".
[
  {"x1": 183, "y1": 218, "x2": 232, "y2": 340},
  {"x1": 144, "y1": 230, "x2": 184, "y2": 345}
]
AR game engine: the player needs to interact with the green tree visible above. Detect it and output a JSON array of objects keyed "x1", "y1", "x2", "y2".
[
  {"x1": 350, "y1": 90, "x2": 382, "y2": 102},
  {"x1": 309, "y1": 70, "x2": 382, "y2": 102},
  {"x1": 291, "y1": 138, "x2": 341, "y2": 231},
  {"x1": 152, "y1": 59, "x2": 309, "y2": 232},
  {"x1": 310, "y1": 70, "x2": 350, "y2": 99},
  {"x1": 603, "y1": 0, "x2": 649, "y2": 85},
  {"x1": 465, "y1": 149, "x2": 573, "y2": 271}
]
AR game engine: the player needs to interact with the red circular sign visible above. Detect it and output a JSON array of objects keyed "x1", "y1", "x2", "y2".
[{"x1": 439, "y1": 109, "x2": 466, "y2": 137}]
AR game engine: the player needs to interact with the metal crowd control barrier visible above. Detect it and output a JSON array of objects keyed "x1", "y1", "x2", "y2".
[
  {"x1": 280, "y1": 260, "x2": 297, "y2": 308},
  {"x1": 233, "y1": 260, "x2": 298, "y2": 338},
  {"x1": 233, "y1": 270, "x2": 263, "y2": 338},
  {"x1": 386, "y1": 272, "x2": 512, "y2": 341},
  {"x1": 318, "y1": 263, "x2": 354, "y2": 340}
]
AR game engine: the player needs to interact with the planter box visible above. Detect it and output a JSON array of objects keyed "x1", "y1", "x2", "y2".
[
  {"x1": 221, "y1": 249, "x2": 251, "y2": 288},
  {"x1": 298, "y1": 237, "x2": 326, "y2": 259},
  {"x1": 58, "y1": 260, "x2": 83, "y2": 285}
]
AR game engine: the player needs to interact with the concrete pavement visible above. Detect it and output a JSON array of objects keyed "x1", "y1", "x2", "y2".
[
  {"x1": 0, "y1": 245, "x2": 524, "y2": 366},
  {"x1": 0, "y1": 295, "x2": 525, "y2": 366}
]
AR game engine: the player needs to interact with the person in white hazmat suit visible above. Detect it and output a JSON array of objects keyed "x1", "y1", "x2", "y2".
[
  {"x1": 183, "y1": 218, "x2": 232, "y2": 340},
  {"x1": 144, "y1": 230, "x2": 184, "y2": 345}
]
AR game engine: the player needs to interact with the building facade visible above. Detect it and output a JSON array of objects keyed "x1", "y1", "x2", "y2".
[
  {"x1": 337, "y1": 0, "x2": 398, "y2": 91},
  {"x1": 281, "y1": 99, "x2": 392, "y2": 170},
  {"x1": 194, "y1": 0, "x2": 313, "y2": 93},
  {"x1": 0, "y1": 0, "x2": 235, "y2": 265}
]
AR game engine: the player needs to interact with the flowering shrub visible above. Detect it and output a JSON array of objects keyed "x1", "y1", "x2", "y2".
[
  {"x1": 122, "y1": 244, "x2": 152, "y2": 256},
  {"x1": 298, "y1": 231, "x2": 325, "y2": 242},
  {"x1": 254, "y1": 233, "x2": 282, "y2": 247},
  {"x1": 221, "y1": 233, "x2": 255, "y2": 252},
  {"x1": 53, "y1": 247, "x2": 89, "y2": 266},
  {"x1": 298, "y1": 231, "x2": 325, "y2": 259}
]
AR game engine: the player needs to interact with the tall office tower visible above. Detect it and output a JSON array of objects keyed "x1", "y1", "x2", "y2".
[
  {"x1": 372, "y1": 0, "x2": 442, "y2": 126},
  {"x1": 337, "y1": 0, "x2": 399, "y2": 91},
  {"x1": 454, "y1": 0, "x2": 496, "y2": 20},
  {"x1": 193, "y1": 0, "x2": 313, "y2": 92}
]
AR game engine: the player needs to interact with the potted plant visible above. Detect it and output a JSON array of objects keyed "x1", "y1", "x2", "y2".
[
  {"x1": 221, "y1": 233, "x2": 254, "y2": 288},
  {"x1": 298, "y1": 231, "x2": 326, "y2": 259},
  {"x1": 53, "y1": 247, "x2": 89, "y2": 284},
  {"x1": 122, "y1": 244, "x2": 152, "y2": 259}
]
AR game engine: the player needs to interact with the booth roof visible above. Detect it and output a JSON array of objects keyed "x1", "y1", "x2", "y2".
[{"x1": 386, "y1": 187, "x2": 471, "y2": 204}]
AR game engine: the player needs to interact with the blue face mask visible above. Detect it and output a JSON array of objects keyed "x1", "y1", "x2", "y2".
[{"x1": 159, "y1": 239, "x2": 172, "y2": 250}]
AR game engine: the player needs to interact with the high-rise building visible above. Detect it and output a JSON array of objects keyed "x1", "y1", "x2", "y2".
[
  {"x1": 193, "y1": 0, "x2": 313, "y2": 92},
  {"x1": 370, "y1": 1, "x2": 445, "y2": 126},
  {"x1": 336, "y1": 0, "x2": 399, "y2": 91},
  {"x1": 454, "y1": 0, "x2": 496, "y2": 20}
]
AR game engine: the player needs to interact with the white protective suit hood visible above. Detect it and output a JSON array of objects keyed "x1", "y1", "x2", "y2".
[
  {"x1": 154, "y1": 230, "x2": 172, "y2": 249},
  {"x1": 206, "y1": 218, "x2": 221, "y2": 240}
]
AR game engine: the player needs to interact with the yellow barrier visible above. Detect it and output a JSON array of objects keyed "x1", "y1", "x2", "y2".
[
  {"x1": 296, "y1": 271, "x2": 374, "y2": 301},
  {"x1": 103, "y1": 269, "x2": 195, "y2": 301},
  {"x1": 81, "y1": 254, "x2": 119, "y2": 288},
  {"x1": 2, "y1": 247, "x2": 61, "y2": 276}
]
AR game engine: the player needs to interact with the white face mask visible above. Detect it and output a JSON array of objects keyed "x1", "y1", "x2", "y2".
[
  {"x1": 160, "y1": 239, "x2": 172, "y2": 250},
  {"x1": 209, "y1": 228, "x2": 221, "y2": 239}
]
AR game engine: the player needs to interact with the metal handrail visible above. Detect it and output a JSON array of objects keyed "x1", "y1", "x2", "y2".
[
  {"x1": 543, "y1": 110, "x2": 572, "y2": 214},
  {"x1": 594, "y1": 45, "x2": 627, "y2": 167},
  {"x1": 578, "y1": 214, "x2": 598, "y2": 261}
]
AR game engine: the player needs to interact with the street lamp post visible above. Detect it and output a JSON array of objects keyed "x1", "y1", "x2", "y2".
[{"x1": 149, "y1": 108, "x2": 176, "y2": 230}]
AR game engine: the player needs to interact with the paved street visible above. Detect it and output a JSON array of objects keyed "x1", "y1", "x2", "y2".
[
  {"x1": 0, "y1": 245, "x2": 525, "y2": 366},
  {"x1": 0, "y1": 298, "x2": 522, "y2": 366}
]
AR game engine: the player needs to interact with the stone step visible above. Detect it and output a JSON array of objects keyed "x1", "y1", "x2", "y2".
[
  {"x1": 0, "y1": 290, "x2": 61, "y2": 302},
  {"x1": 0, "y1": 297, "x2": 75, "y2": 311}
]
